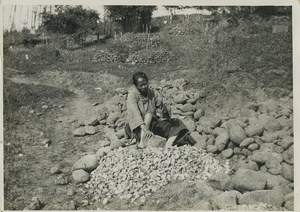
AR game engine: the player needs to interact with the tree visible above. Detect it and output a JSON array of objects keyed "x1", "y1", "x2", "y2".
[
  {"x1": 105, "y1": 6, "x2": 156, "y2": 33},
  {"x1": 41, "y1": 6, "x2": 100, "y2": 44}
]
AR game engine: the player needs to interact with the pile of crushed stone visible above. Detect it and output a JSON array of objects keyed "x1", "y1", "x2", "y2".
[{"x1": 85, "y1": 145, "x2": 230, "y2": 202}]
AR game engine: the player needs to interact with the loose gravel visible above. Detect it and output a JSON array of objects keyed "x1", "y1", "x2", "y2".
[{"x1": 85, "y1": 145, "x2": 230, "y2": 202}]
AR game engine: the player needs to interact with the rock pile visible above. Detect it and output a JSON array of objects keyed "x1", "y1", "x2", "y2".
[
  {"x1": 91, "y1": 51, "x2": 119, "y2": 62},
  {"x1": 86, "y1": 146, "x2": 230, "y2": 202},
  {"x1": 126, "y1": 50, "x2": 175, "y2": 64},
  {"x1": 71, "y1": 77, "x2": 293, "y2": 210}
]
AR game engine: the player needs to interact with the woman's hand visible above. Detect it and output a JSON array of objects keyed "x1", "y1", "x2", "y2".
[{"x1": 143, "y1": 129, "x2": 153, "y2": 140}]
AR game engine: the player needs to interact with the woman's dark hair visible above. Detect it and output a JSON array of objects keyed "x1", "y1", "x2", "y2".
[{"x1": 132, "y1": 72, "x2": 148, "y2": 86}]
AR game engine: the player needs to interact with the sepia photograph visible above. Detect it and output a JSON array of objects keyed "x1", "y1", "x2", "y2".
[{"x1": 2, "y1": 2, "x2": 296, "y2": 211}]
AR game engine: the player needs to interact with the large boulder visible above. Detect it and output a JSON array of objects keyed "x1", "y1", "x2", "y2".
[
  {"x1": 208, "y1": 172, "x2": 233, "y2": 191},
  {"x1": 229, "y1": 125, "x2": 247, "y2": 145},
  {"x1": 72, "y1": 170, "x2": 90, "y2": 183},
  {"x1": 215, "y1": 132, "x2": 230, "y2": 151},
  {"x1": 233, "y1": 160, "x2": 259, "y2": 171},
  {"x1": 265, "y1": 173, "x2": 290, "y2": 189},
  {"x1": 238, "y1": 190, "x2": 284, "y2": 208},
  {"x1": 73, "y1": 155, "x2": 98, "y2": 172},
  {"x1": 211, "y1": 190, "x2": 241, "y2": 209},
  {"x1": 232, "y1": 169, "x2": 267, "y2": 192},
  {"x1": 249, "y1": 151, "x2": 283, "y2": 166},
  {"x1": 245, "y1": 124, "x2": 264, "y2": 137}
]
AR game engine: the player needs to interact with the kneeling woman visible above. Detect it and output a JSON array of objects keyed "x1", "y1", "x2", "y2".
[{"x1": 125, "y1": 72, "x2": 195, "y2": 148}]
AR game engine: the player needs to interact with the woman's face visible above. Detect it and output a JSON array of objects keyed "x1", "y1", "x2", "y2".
[{"x1": 136, "y1": 77, "x2": 149, "y2": 95}]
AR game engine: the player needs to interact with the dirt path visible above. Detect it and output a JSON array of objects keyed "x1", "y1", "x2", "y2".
[{"x1": 8, "y1": 71, "x2": 101, "y2": 125}]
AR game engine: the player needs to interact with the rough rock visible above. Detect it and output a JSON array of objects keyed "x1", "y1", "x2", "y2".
[
  {"x1": 145, "y1": 135, "x2": 167, "y2": 148},
  {"x1": 182, "y1": 118, "x2": 196, "y2": 132},
  {"x1": 284, "y1": 200, "x2": 294, "y2": 211},
  {"x1": 232, "y1": 169, "x2": 267, "y2": 192},
  {"x1": 215, "y1": 132, "x2": 230, "y2": 151},
  {"x1": 273, "y1": 184, "x2": 293, "y2": 196},
  {"x1": 73, "y1": 127, "x2": 86, "y2": 136},
  {"x1": 282, "y1": 145, "x2": 293, "y2": 165},
  {"x1": 173, "y1": 93, "x2": 188, "y2": 104},
  {"x1": 233, "y1": 147, "x2": 242, "y2": 155},
  {"x1": 233, "y1": 160, "x2": 259, "y2": 171},
  {"x1": 265, "y1": 173, "x2": 290, "y2": 189},
  {"x1": 106, "y1": 112, "x2": 121, "y2": 125},
  {"x1": 264, "y1": 119, "x2": 283, "y2": 132},
  {"x1": 110, "y1": 139, "x2": 125, "y2": 150},
  {"x1": 85, "y1": 117, "x2": 100, "y2": 126},
  {"x1": 181, "y1": 103, "x2": 195, "y2": 112},
  {"x1": 211, "y1": 190, "x2": 241, "y2": 209},
  {"x1": 72, "y1": 170, "x2": 90, "y2": 183},
  {"x1": 50, "y1": 165, "x2": 61, "y2": 175},
  {"x1": 222, "y1": 149, "x2": 234, "y2": 158},
  {"x1": 238, "y1": 190, "x2": 284, "y2": 208},
  {"x1": 191, "y1": 132, "x2": 207, "y2": 150},
  {"x1": 279, "y1": 136, "x2": 293, "y2": 150},
  {"x1": 245, "y1": 124, "x2": 264, "y2": 137},
  {"x1": 85, "y1": 126, "x2": 97, "y2": 135},
  {"x1": 229, "y1": 125, "x2": 247, "y2": 145},
  {"x1": 96, "y1": 146, "x2": 112, "y2": 158},
  {"x1": 209, "y1": 172, "x2": 233, "y2": 191},
  {"x1": 213, "y1": 127, "x2": 228, "y2": 136},
  {"x1": 241, "y1": 148, "x2": 252, "y2": 156},
  {"x1": 284, "y1": 192, "x2": 294, "y2": 210},
  {"x1": 207, "y1": 135, "x2": 216, "y2": 146},
  {"x1": 98, "y1": 140, "x2": 111, "y2": 147},
  {"x1": 249, "y1": 151, "x2": 283, "y2": 165},
  {"x1": 240, "y1": 108, "x2": 257, "y2": 118},
  {"x1": 196, "y1": 125, "x2": 204, "y2": 133},
  {"x1": 198, "y1": 117, "x2": 221, "y2": 129},
  {"x1": 261, "y1": 131, "x2": 282, "y2": 143},
  {"x1": 281, "y1": 163, "x2": 293, "y2": 182},
  {"x1": 193, "y1": 109, "x2": 205, "y2": 121},
  {"x1": 116, "y1": 129, "x2": 125, "y2": 139},
  {"x1": 248, "y1": 143, "x2": 259, "y2": 151},
  {"x1": 206, "y1": 145, "x2": 218, "y2": 153},
  {"x1": 67, "y1": 187, "x2": 76, "y2": 196},
  {"x1": 240, "y1": 138, "x2": 255, "y2": 148},
  {"x1": 73, "y1": 155, "x2": 98, "y2": 172}
]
